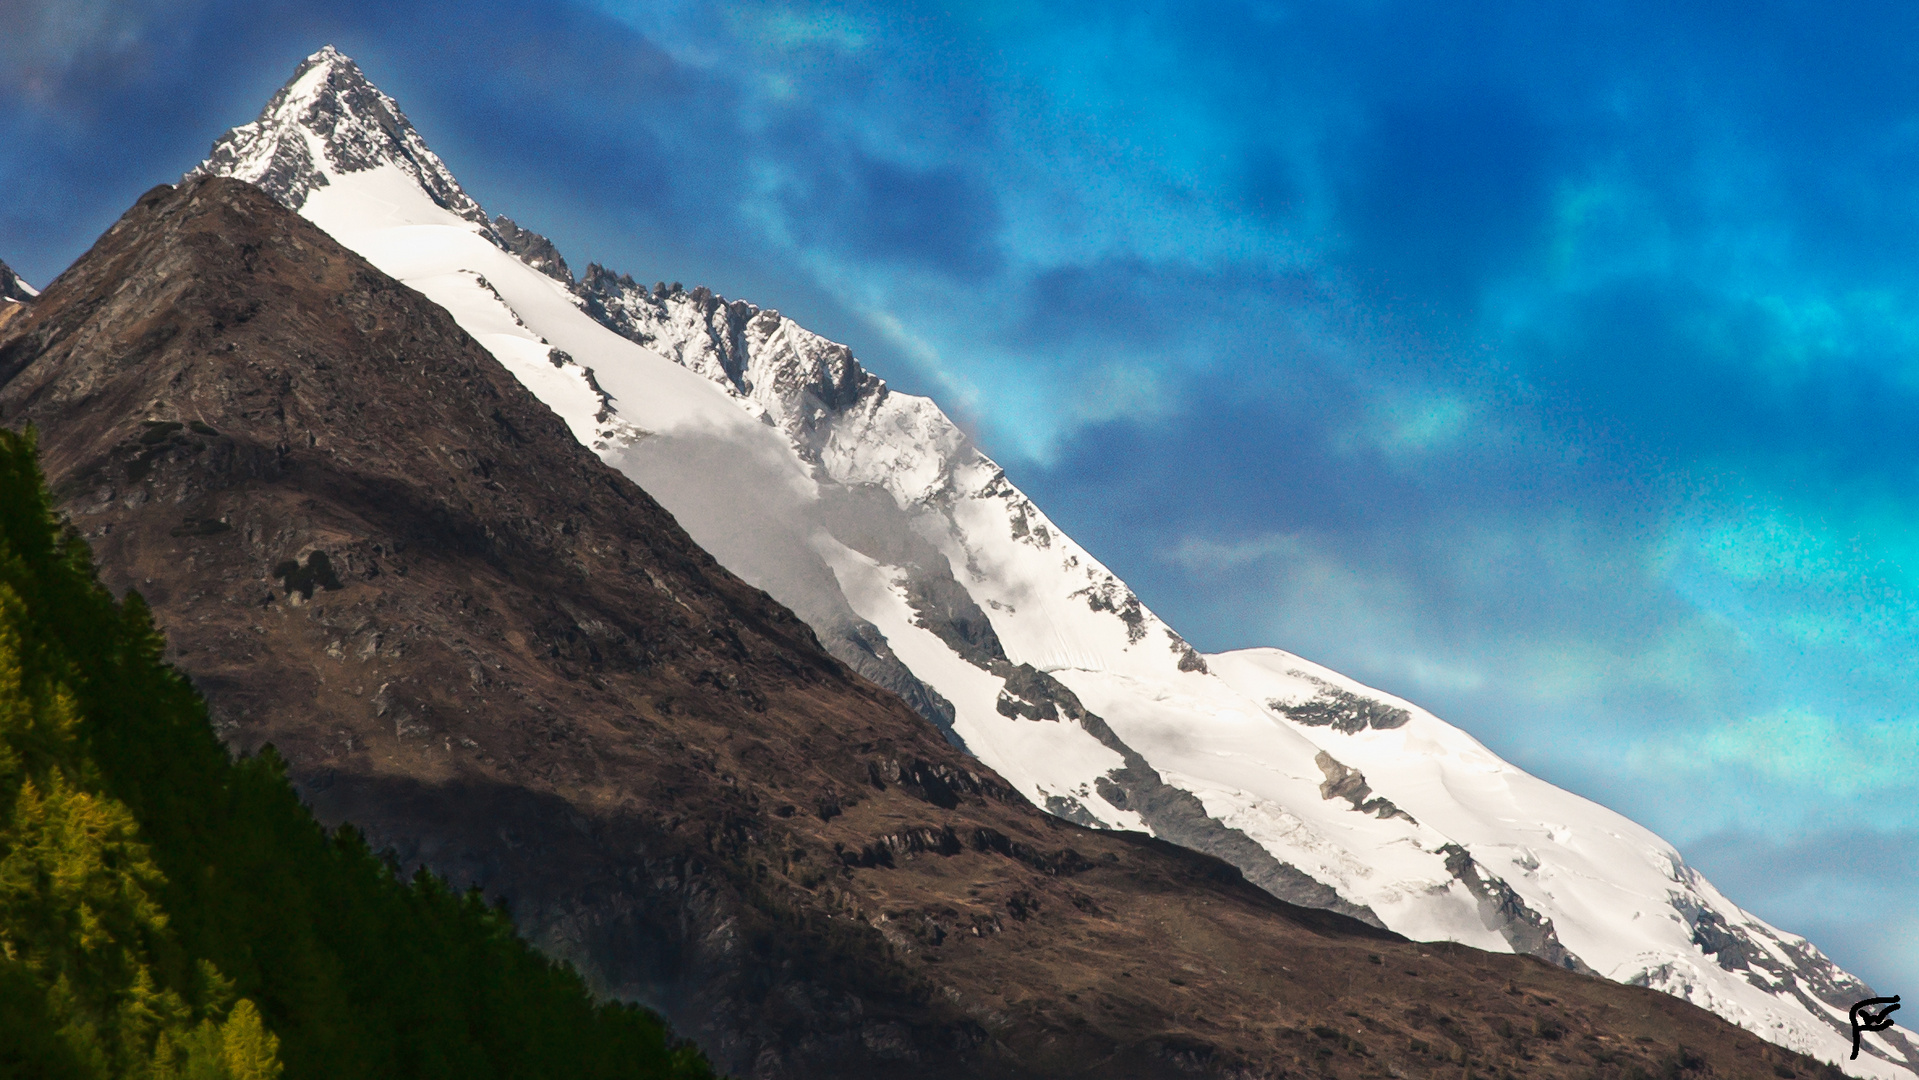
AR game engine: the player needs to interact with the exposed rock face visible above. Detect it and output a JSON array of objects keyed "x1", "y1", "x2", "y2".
[
  {"x1": 577, "y1": 266, "x2": 884, "y2": 465},
  {"x1": 1439, "y1": 844, "x2": 1594, "y2": 976},
  {"x1": 493, "y1": 214, "x2": 573, "y2": 284},
  {"x1": 0, "y1": 176, "x2": 1860, "y2": 1080},
  {"x1": 1273, "y1": 682, "x2": 1412, "y2": 733},
  {"x1": 1312, "y1": 751, "x2": 1414, "y2": 823}
]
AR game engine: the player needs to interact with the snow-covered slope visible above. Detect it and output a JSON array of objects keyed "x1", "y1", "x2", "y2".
[{"x1": 191, "y1": 46, "x2": 1917, "y2": 1077}]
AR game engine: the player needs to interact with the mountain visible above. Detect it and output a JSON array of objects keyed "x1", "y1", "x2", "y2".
[
  {"x1": 0, "y1": 170, "x2": 1849, "y2": 1080},
  {"x1": 177, "y1": 45, "x2": 1916, "y2": 1077}
]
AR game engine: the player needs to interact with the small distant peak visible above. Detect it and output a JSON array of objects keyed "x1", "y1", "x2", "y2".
[{"x1": 0, "y1": 258, "x2": 36, "y2": 303}]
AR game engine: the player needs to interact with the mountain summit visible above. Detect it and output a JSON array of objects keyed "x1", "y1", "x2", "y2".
[
  {"x1": 188, "y1": 45, "x2": 570, "y2": 283},
  {"x1": 190, "y1": 45, "x2": 483, "y2": 225},
  {"x1": 182, "y1": 46, "x2": 1914, "y2": 1076}
]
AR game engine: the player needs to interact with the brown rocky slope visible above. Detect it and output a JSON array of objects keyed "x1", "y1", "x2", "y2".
[{"x1": 0, "y1": 177, "x2": 1852, "y2": 1080}]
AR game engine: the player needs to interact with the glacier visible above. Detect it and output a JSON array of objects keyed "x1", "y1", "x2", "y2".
[{"x1": 186, "y1": 45, "x2": 1917, "y2": 1077}]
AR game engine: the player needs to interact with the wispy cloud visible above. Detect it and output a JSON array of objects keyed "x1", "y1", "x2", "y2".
[
  {"x1": 0, "y1": 0, "x2": 196, "y2": 97},
  {"x1": 1634, "y1": 708, "x2": 1919, "y2": 806}
]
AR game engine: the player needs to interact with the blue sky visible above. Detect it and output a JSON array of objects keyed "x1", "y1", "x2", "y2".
[{"x1": 5, "y1": 0, "x2": 1918, "y2": 995}]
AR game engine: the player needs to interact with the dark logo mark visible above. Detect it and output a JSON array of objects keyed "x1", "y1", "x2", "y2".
[{"x1": 1850, "y1": 996, "x2": 1900, "y2": 1060}]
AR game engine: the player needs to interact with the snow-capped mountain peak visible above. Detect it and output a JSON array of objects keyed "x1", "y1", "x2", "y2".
[
  {"x1": 192, "y1": 46, "x2": 481, "y2": 223},
  {"x1": 188, "y1": 46, "x2": 566, "y2": 283},
  {"x1": 190, "y1": 47, "x2": 1917, "y2": 1078}
]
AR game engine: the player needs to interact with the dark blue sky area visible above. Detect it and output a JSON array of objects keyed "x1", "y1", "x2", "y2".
[{"x1": 5, "y1": 0, "x2": 1917, "y2": 995}]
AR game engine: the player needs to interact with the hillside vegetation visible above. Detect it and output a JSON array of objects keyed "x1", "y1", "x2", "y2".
[{"x1": 0, "y1": 428, "x2": 714, "y2": 1080}]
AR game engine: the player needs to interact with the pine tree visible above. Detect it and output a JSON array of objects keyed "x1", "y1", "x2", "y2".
[{"x1": 219, "y1": 1000, "x2": 281, "y2": 1080}]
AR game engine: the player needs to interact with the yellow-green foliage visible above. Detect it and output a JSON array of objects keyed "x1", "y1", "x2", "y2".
[
  {"x1": 0, "y1": 572, "x2": 279, "y2": 1079},
  {"x1": 0, "y1": 428, "x2": 712, "y2": 1080}
]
